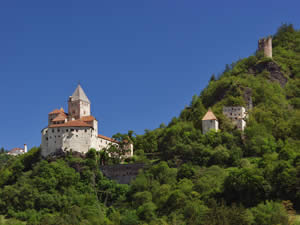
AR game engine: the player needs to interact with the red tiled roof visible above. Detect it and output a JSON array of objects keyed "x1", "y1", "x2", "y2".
[
  {"x1": 9, "y1": 148, "x2": 24, "y2": 152},
  {"x1": 202, "y1": 109, "x2": 218, "y2": 121},
  {"x1": 81, "y1": 116, "x2": 96, "y2": 122},
  {"x1": 98, "y1": 134, "x2": 119, "y2": 143},
  {"x1": 52, "y1": 113, "x2": 67, "y2": 122},
  {"x1": 49, "y1": 108, "x2": 64, "y2": 115},
  {"x1": 49, "y1": 120, "x2": 92, "y2": 128}
]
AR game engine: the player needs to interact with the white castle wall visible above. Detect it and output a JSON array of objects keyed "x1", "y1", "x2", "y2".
[
  {"x1": 42, "y1": 125, "x2": 121, "y2": 157},
  {"x1": 42, "y1": 127, "x2": 94, "y2": 157}
]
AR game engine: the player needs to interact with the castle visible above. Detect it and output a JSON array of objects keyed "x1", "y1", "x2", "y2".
[
  {"x1": 41, "y1": 85, "x2": 133, "y2": 157},
  {"x1": 202, "y1": 107, "x2": 247, "y2": 134}
]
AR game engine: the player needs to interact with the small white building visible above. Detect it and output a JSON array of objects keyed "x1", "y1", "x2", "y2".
[
  {"x1": 223, "y1": 106, "x2": 247, "y2": 131},
  {"x1": 202, "y1": 109, "x2": 219, "y2": 134},
  {"x1": 7, "y1": 144, "x2": 28, "y2": 156},
  {"x1": 41, "y1": 85, "x2": 133, "y2": 158}
]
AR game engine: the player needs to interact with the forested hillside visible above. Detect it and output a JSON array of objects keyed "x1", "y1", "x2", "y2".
[{"x1": 0, "y1": 24, "x2": 299, "y2": 225}]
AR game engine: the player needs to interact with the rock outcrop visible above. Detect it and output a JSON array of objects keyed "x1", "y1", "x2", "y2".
[{"x1": 249, "y1": 60, "x2": 288, "y2": 87}]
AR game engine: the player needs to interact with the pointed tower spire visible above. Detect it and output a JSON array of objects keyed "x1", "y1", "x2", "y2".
[
  {"x1": 71, "y1": 84, "x2": 90, "y2": 103},
  {"x1": 202, "y1": 108, "x2": 217, "y2": 121}
]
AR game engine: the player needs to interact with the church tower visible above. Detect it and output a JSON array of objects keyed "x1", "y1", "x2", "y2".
[{"x1": 68, "y1": 84, "x2": 91, "y2": 120}]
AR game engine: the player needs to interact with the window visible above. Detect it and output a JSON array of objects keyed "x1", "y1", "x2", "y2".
[
  {"x1": 71, "y1": 129, "x2": 74, "y2": 132},
  {"x1": 57, "y1": 129, "x2": 60, "y2": 132},
  {"x1": 66, "y1": 129, "x2": 69, "y2": 132},
  {"x1": 52, "y1": 129, "x2": 54, "y2": 133},
  {"x1": 46, "y1": 137, "x2": 48, "y2": 141},
  {"x1": 85, "y1": 129, "x2": 87, "y2": 132}
]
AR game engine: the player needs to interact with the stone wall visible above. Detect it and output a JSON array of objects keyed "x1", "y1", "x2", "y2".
[{"x1": 100, "y1": 164, "x2": 145, "y2": 184}]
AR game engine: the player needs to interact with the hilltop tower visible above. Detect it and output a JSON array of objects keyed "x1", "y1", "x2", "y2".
[
  {"x1": 68, "y1": 84, "x2": 91, "y2": 120},
  {"x1": 258, "y1": 36, "x2": 272, "y2": 58}
]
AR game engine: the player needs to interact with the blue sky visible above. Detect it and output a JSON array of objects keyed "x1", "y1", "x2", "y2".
[{"x1": 0, "y1": 0, "x2": 299, "y2": 150}]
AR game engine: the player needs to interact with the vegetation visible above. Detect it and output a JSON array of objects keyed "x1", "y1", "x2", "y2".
[{"x1": 0, "y1": 24, "x2": 299, "y2": 224}]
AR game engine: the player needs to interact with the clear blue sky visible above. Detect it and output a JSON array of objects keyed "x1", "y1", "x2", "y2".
[{"x1": 0, "y1": 0, "x2": 299, "y2": 150}]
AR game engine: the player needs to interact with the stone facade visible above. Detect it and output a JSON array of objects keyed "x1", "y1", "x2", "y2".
[
  {"x1": 41, "y1": 85, "x2": 133, "y2": 158},
  {"x1": 202, "y1": 109, "x2": 219, "y2": 134},
  {"x1": 223, "y1": 106, "x2": 247, "y2": 131},
  {"x1": 258, "y1": 36, "x2": 272, "y2": 58},
  {"x1": 100, "y1": 164, "x2": 145, "y2": 184}
]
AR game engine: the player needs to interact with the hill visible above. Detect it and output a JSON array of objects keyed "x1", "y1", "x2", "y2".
[{"x1": 0, "y1": 24, "x2": 299, "y2": 225}]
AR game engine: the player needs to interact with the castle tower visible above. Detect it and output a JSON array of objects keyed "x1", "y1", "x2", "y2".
[
  {"x1": 258, "y1": 36, "x2": 272, "y2": 58},
  {"x1": 24, "y1": 144, "x2": 28, "y2": 153},
  {"x1": 68, "y1": 84, "x2": 91, "y2": 120},
  {"x1": 202, "y1": 109, "x2": 219, "y2": 134}
]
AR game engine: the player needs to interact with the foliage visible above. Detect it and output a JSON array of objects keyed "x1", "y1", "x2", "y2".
[{"x1": 0, "y1": 24, "x2": 300, "y2": 224}]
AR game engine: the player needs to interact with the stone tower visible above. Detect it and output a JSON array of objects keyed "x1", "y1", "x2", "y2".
[
  {"x1": 258, "y1": 36, "x2": 272, "y2": 58},
  {"x1": 202, "y1": 109, "x2": 219, "y2": 134},
  {"x1": 68, "y1": 84, "x2": 91, "y2": 120}
]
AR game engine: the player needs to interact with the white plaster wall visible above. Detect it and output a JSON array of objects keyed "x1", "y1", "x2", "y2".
[
  {"x1": 223, "y1": 106, "x2": 247, "y2": 131},
  {"x1": 61, "y1": 127, "x2": 92, "y2": 154},
  {"x1": 68, "y1": 100, "x2": 80, "y2": 119},
  {"x1": 202, "y1": 120, "x2": 219, "y2": 134},
  {"x1": 236, "y1": 119, "x2": 246, "y2": 131},
  {"x1": 42, "y1": 127, "x2": 94, "y2": 157},
  {"x1": 68, "y1": 100, "x2": 91, "y2": 119},
  {"x1": 223, "y1": 107, "x2": 246, "y2": 119},
  {"x1": 41, "y1": 128, "x2": 51, "y2": 157},
  {"x1": 93, "y1": 120, "x2": 98, "y2": 135},
  {"x1": 123, "y1": 143, "x2": 134, "y2": 158},
  {"x1": 95, "y1": 137, "x2": 119, "y2": 151},
  {"x1": 79, "y1": 101, "x2": 91, "y2": 117}
]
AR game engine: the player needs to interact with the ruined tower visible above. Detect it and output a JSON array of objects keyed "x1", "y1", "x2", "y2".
[{"x1": 258, "y1": 36, "x2": 272, "y2": 58}]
